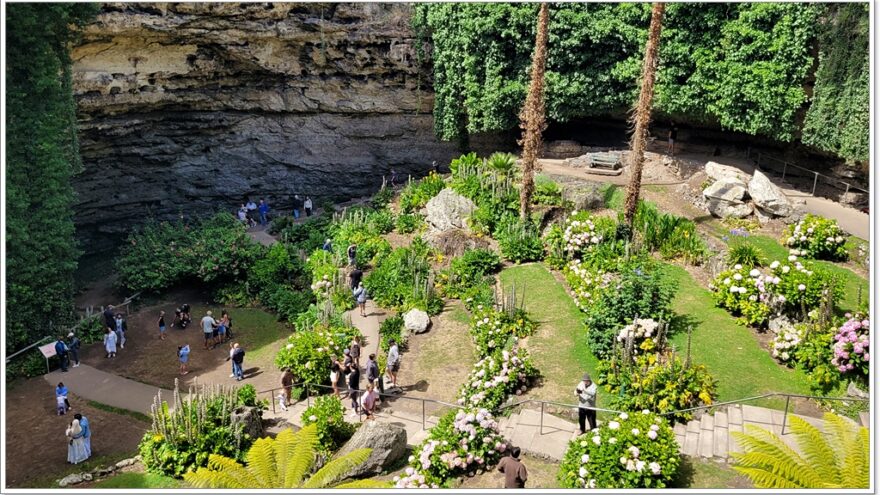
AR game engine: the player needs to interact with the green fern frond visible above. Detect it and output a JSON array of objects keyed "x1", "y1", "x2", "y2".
[
  {"x1": 840, "y1": 420, "x2": 869, "y2": 488},
  {"x1": 821, "y1": 412, "x2": 854, "y2": 461},
  {"x1": 206, "y1": 454, "x2": 262, "y2": 487},
  {"x1": 335, "y1": 479, "x2": 393, "y2": 489},
  {"x1": 245, "y1": 436, "x2": 279, "y2": 487},
  {"x1": 731, "y1": 466, "x2": 804, "y2": 489},
  {"x1": 739, "y1": 425, "x2": 808, "y2": 467},
  {"x1": 302, "y1": 448, "x2": 372, "y2": 489},
  {"x1": 283, "y1": 425, "x2": 318, "y2": 487},
  {"x1": 787, "y1": 415, "x2": 839, "y2": 485},
  {"x1": 730, "y1": 451, "x2": 825, "y2": 488}
]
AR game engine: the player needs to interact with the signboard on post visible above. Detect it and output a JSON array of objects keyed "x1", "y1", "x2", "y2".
[{"x1": 38, "y1": 343, "x2": 57, "y2": 374}]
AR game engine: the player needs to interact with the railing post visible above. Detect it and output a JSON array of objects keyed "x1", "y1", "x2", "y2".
[
  {"x1": 781, "y1": 396, "x2": 791, "y2": 435},
  {"x1": 540, "y1": 401, "x2": 544, "y2": 435},
  {"x1": 781, "y1": 162, "x2": 787, "y2": 181},
  {"x1": 812, "y1": 172, "x2": 819, "y2": 196},
  {"x1": 422, "y1": 400, "x2": 426, "y2": 430},
  {"x1": 272, "y1": 391, "x2": 276, "y2": 414}
]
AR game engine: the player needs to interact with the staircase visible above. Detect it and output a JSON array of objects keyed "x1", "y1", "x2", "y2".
[{"x1": 497, "y1": 408, "x2": 580, "y2": 461}]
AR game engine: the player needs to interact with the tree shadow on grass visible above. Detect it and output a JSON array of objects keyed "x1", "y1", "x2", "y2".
[
  {"x1": 670, "y1": 455, "x2": 697, "y2": 488},
  {"x1": 667, "y1": 313, "x2": 701, "y2": 339}
]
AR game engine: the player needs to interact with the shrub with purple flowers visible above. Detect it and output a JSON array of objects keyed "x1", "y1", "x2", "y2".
[
  {"x1": 394, "y1": 408, "x2": 509, "y2": 488},
  {"x1": 457, "y1": 347, "x2": 538, "y2": 410},
  {"x1": 831, "y1": 316, "x2": 869, "y2": 379},
  {"x1": 558, "y1": 410, "x2": 680, "y2": 488}
]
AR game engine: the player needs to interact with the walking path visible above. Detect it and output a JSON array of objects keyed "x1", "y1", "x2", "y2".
[{"x1": 43, "y1": 364, "x2": 171, "y2": 416}]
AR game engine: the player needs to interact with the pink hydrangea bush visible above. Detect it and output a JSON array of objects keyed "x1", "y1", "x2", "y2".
[
  {"x1": 558, "y1": 411, "x2": 679, "y2": 488},
  {"x1": 457, "y1": 347, "x2": 538, "y2": 410},
  {"x1": 831, "y1": 316, "x2": 869, "y2": 378},
  {"x1": 394, "y1": 408, "x2": 508, "y2": 488}
]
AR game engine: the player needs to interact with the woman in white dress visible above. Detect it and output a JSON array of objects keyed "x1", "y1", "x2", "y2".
[
  {"x1": 66, "y1": 417, "x2": 89, "y2": 464},
  {"x1": 104, "y1": 328, "x2": 117, "y2": 358}
]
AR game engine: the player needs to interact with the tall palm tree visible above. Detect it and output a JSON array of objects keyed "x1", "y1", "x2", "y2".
[
  {"x1": 518, "y1": 2, "x2": 549, "y2": 221},
  {"x1": 623, "y1": 2, "x2": 665, "y2": 228},
  {"x1": 731, "y1": 413, "x2": 869, "y2": 488},
  {"x1": 183, "y1": 425, "x2": 388, "y2": 489}
]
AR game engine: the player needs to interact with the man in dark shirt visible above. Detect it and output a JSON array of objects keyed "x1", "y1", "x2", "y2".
[
  {"x1": 497, "y1": 446, "x2": 528, "y2": 488},
  {"x1": 54, "y1": 336, "x2": 69, "y2": 372},
  {"x1": 281, "y1": 368, "x2": 294, "y2": 406},
  {"x1": 347, "y1": 363, "x2": 361, "y2": 415},
  {"x1": 349, "y1": 267, "x2": 363, "y2": 290},
  {"x1": 365, "y1": 353, "x2": 383, "y2": 399},
  {"x1": 231, "y1": 343, "x2": 246, "y2": 381},
  {"x1": 103, "y1": 305, "x2": 115, "y2": 332},
  {"x1": 67, "y1": 332, "x2": 81, "y2": 368},
  {"x1": 667, "y1": 122, "x2": 678, "y2": 156}
]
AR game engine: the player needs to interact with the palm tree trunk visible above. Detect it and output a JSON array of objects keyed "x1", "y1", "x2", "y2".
[
  {"x1": 624, "y1": 3, "x2": 665, "y2": 227},
  {"x1": 518, "y1": 3, "x2": 549, "y2": 221}
]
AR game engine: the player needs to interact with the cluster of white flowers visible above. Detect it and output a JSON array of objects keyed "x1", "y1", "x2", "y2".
[
  {"x1": 617, "y1": 318, "x2": 660, "y2": 344},
  {"x1": 565, "y1": 260, "x2": 614, "y2": 309},
  {"x1": 563, "y1": 215, "x2": 604, "y2": 254},
  {"x1": 458, "y1": 348, "x2": 531, "y2": 408},
  {"x1": 786, "y1": 219, "x2": 845, "y2": 249},
  {"x1": 310, "y1": 274, "x2": 333, "y2": 298},
  {"x1": 771, "y1": 325, "x2": 803, "y2": 362}
]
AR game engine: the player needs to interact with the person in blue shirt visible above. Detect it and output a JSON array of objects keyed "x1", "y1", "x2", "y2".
[
  {"x1": 56, "y1": 382, "x2": 71, "y2": 412},
  {"x1": 258, "y1": 198, "x2": 269, "y2": 226},
  {"x1": 322, "y1": 238, "x2": 332, "y2": 252},
  {"x1": 178, "y1": 344, "x2": 190, "y2": 375},
  {"x1": 75, "y1": 413, "x2": 91, "y2": 457},
  {"x1": 54, "y1": 336, "x2": 69, "y2": 372}
]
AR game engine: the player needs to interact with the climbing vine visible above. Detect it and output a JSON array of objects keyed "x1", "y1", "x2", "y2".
[{"x1": 414, "y1": 3, "x2": 850, "y2": 150}]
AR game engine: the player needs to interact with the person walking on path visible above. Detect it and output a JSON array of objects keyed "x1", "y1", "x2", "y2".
[
  {"x1": 667, "y1": 122, "x2": 678, "y2": 156},
  {"x1": 366, "y1": 353, "x2": 383, "y2": 400},
  {"x1": 349, "y1": 336, "x2": 361, "y2": 369},
  {"x1": 201, "y1": 311, "x2": 217, "y2": 350},
  {"x1": 330, "y1": 356, "x2": 342, "y2": 397},
  {"x1": 67, "y1": 332, "x2": 81, "y2": 368},
  {"x1": 66, "y1": 416, "x2": 89, "y2": 465},
  {"x1": 56, "y1": 382, "x2": 71, "y2": 413},
  {"x1": 75, "y1": 413, "x2": 91, "y2": 458},
  {"x1": 292, "y1": 195, "x2": 302, "y2": 219},
  {"x1": 158, "y1": 311, "x2": 167, "y2": 340},
  {"x1": 281, "y1": 368, "x2": 294, "y2": 406},
  {"x1": 347, "y1": 243, "x2": 357, "y2": 266},
  {"x1": 576, "y1": 373, "x2": 598, "y2": 434},
  {"x1": 217, "y1": 311, "x2": 230, "y2": 344},
  {"x1": 227, "y1": 343, "x2": 236, "y2": 377},
  {"x1": 353, "y1": 282, "x2": 368, "y2": 317},
  {"x1": 103, "y1": 328, "x2": 117, "y2": 358},
  {"x1": 347, "y1": 362, "x2": 361, "y2": 416},
  {"x1": 386, "y1": 340, "x2": 401, "y2": 390},
  {"x1": 113, "y1": 314, "x2": 127, "y2": 350},
  {"x1": 497, "y1": 446, "x2": 528, "y2": 488},
  {"x1": 360, "y1": 382, "x2": 379, "y2": 420},
  {"x1": 178, "y1": 344, "x2": 190, "y2": 375},
  {"x1": 349, "y1": 267, "x2": 363, "y2": 290},
  {"x1": 103, "y1": 305, "x2": 115, "y2": 333},
  {"x1": 258, "y1": 198, "x2": 269, "y2": 227},
  {"x1": 54, "y1": 336, "x2": 70, "y2": 372},
  {"x1": 304, "y1": 196, "x2": 313, "y2": 217},
  {"x1": 231, "y1": 343, "x2": 246, "y2": 381}
]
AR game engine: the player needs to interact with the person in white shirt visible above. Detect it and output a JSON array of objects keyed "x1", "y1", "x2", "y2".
[
  {"x1": 304, "y1": 196, "x2": 313, "y2": 217},
  {"x1": 576, "y1": 373, "x2": 598, "y2": 434}
]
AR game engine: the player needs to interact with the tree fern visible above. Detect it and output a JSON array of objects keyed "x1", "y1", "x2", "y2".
[
  {"x1": 183, "y1": 425, "x2": 389, "y2": 488},
  {"x1": 731, "y1": 413, "x2": 868, "y2": 489}
]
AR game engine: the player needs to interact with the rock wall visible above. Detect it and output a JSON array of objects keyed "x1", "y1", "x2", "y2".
[{"x1": 72, "y1": 3, "x2": 507, "y2": 252}]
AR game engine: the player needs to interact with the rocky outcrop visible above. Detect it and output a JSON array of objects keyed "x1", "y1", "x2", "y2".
[
  {"x1": 424, "y1": 189, "x2": 476, "y2": 233},
  {"x1": 705, "y1": 161, "x2": 752, "y2": 183},
  {"x1": 71, "y1": 4, "x2": 508, "y2": 252},
  {"x1": 335, "y1": 421, "x2": 407, "y2": 478},
  {"x1": 703, "y1": 178, "x2": 748, "y2": 203},
  {"x1": 706, "y1": 198, "x2": 753, "y2": 219},
  {"x1": 749, "y1": 170, "x2": 794, "y2": 217}
]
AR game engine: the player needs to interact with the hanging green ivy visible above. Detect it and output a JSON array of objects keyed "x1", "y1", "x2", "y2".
[{"x1": 415, "y1": 3, "x2": 855, "y2": 151}]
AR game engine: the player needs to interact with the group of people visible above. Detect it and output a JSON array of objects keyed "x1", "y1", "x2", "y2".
[
  {"x1": 236, "y1": 195, "x2": 315, "y2": 228},
  {"x1": 102, "y1": 305, "x2": 128, "y2": 359},
  {"x1": 54, "y1": 333, "x2": 81, "y2": 372},
  {"x1": 326, "y1": 339, "x2": 384, "y2": 421},
  {"x1": 53, "y1": 383, "x2": 92, "y2": 465},
  {"x1": 175, "y1": 309, "x2": 242, "y2": 377}
]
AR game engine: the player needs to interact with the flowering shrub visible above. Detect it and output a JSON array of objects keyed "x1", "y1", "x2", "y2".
[
  {"x1": 365, "y1": 239, "x2": 442, "y2": 315},
  {"x1": 395, "y1": 408, "x2": 509, "y2": 488},
  {"x1": 435, "y1": 248, "x2": 500, "y2": 299},
  {"x1": 496, "y1": 216, "x2": 544, "y2": 263},
  {"x1": 616, "y1": 318, "x2": 661, "y2": 351},
  {"x1": 558, "y1": 411, "x2": 680, "y2": 488},
  {"x1": 301, "y1": 395, "x2": 356, "y2": 455},
  {"x1": 831, "y1": 316, "x2": 869, "y2": 378},
  {"x1": 399, "y1": 172, "x2": 445, "y2": 213},
  {"x1": 468, "y1": 305, "x2": 537, "y2": 358},
  {"x1": 784, "y1": 214, "x2": 848, "y2": 261},
  {"x1": 771, "y1": 325, "x2": 803, "y2": 362},
  {"x1": 457, "y1": 348, "x2": 538, "y2": 410},
  {"x1": 274, "y1": 324, "x2": 359, "y2": 387},
  {"x1": 563, "y1": 261, "x2": 615, "y2": 309},
  {"x1": 561, "y1": 211, "x2": 616, "y2": 259}
]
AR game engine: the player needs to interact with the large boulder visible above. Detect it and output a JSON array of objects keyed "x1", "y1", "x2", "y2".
[
  {"x1": 334, "y1": 421, "x2": 408, "y2": 478},
  {"x1": 561, "y1": 182, "x2": 605, "y2": 210},
  {"x1": 403, "y1": 308, "x2": 430, "y2": 334},
  {"x1": 231, "y1": 406, "x2": 264, "y2": 441},
  {"x1": 425, "y1": 189, "x2": 476, "y2": 232},
  {"x1": 705, "y1": 161, "x2": 751, "y2": 183},
  {"x1": 702, "y1": 178, "x2": 748, "y2": 203},
  {"x1": 424, "y1": 228, "x2": 490, "y2": 258},
  {"x1": 706, "y1": 198, "x2": 753, "y2": 219},
  {"x1": 749, "y1": 170, "x2": 793, "y2": 217}
]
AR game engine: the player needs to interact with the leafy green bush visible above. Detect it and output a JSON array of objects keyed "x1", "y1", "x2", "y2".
[
  {"x1": 371, "y1": 183, "x2": 395, "y2": 209},
  {"x1": 469, "y1": 304, "x2": 537, "y2": 358},
  {"x1": 395, "y1": 408, "x2": 509, "y2": 488},
  {"x1": 485, "y1": 152, "x2": 517, "y2": 176},
  {"x1": 436, "y1": 248, "x2": 501, "y2": 299},
  {"x1": 726, "y1": 240, "x2": 766, "y2": 267},
  {"x1": 301, "y1": 395, "x2": 356, "y2": 455},
  {"x1": 379, "y1": 314, "x2": 407, "y2": 352},
  {"x1": 456, "y1": 348, "x2": 538, "y2": 410},
  {"x1": 533, "y1": 175, "x2": 563, "y2": 205},
  {"x1": 563, "y1": 261, "x2": 615, "y2": 311},
  {"x1": 140, "y1": 382, "x2": 265, "y2": 478},
  {"x1": 784, "y1": 214, "x2": 848, "y2": 261},
  {"x1": 276, "y1": 214, "x2": 332, "y2": 252},
  {"x1": 396, "y1": 213, "x2": 425, "y2": 234},
  {"x1": 558, "y1": 411, "x2": 680, "y2": 488},
  {"x1": 274, "y1": 324, "x2": 360, "y2": 387},
  {"x1": 448, "y1": 152, "x2": 482, "y2": 177},
  {"x1": 461, "y1": 281, "x2": 496, "y2": 312},
  {"x1": 629, "y1": 201, "x2": 706, "y2": 265},
  {"x1": 584, "y1": 262, "x2": 677, "y2": 358},
  {"x1": 399, "y1": 172, "x2": 445, "y2": 213},
  {"x1": 364, "y1": 240, "x2": 443, "y2": 315},
  {"x1": 496, "y1": 217, "x2": 544, "y2": 263}
]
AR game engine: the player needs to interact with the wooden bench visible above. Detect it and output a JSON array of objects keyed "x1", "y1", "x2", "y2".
[{"x1": 588, "y1": 152, "x2": 621, "y2": 170}]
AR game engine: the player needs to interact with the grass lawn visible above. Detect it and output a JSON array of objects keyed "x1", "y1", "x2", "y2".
[
  {"x1": 90, "y1": 472, "x2": 182, "y2": 489},
  {"x1": 672, "y1": 457, "x2": 752, "y2": 489},
  {"x1": 664, "y1": 264, "x2": 814, "y2": 406},
  {"x1": 86, "y1": 401, "x2": 151, "y2": 424},
  {"x1": 729, "y1": 235, "x2": 868, "y2": 314},
  {"x1": 499, "y1": 263, "x2": 602, "y2": 407}
]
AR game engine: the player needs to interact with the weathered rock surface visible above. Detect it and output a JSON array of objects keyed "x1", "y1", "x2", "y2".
[
  {"x1": 231, "y1": 405, "x2": 264, "y2": 441},
  {"x1": 424, "y1": 229, "x2": 490, "y2": 257},
  {"x1": 71, "y1": 4, "x2": 508, "y2": 252},
  {"x1": 59, "y1": 473, "x2": 85, "y2": 487},
  {"x1": 749, "y1": 170, "x2": 794, "y2": 217},
  {"x1": 702, "y1": 178, "x2": 748, "y2": 203},
  {"x1": 705, "y1": 161, "x2": 752, "y2": 183},
  {"x1": 403, "y1": 308, "x2": 430, "y2": 334},
  {"x1": 561, "y1": 182, "x2": 605, "y2": 210},
  {"x1": 335, "y1": 421, "x2": 408, "y2": 478},
  {"x1": 706, "y1": 198, "x2": 753, "y2": 219},
  {"x1": 425, "y1": 189, "x2": 476, "y2": 233}
]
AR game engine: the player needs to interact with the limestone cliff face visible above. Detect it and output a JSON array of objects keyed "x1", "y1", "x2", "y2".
[{"x1": 72, "y1": 3, "x2": 505, "y2": 252}]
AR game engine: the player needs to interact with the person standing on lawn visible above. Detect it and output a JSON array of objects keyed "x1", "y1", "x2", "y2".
[
  {"x1": 56, "y1": 382, "x2": 71, "y2": 412},
  {"x1": 576, "y1": 373, "x2": 598, "y2": 434},
  {"x1": 113, "y1": 314, "x2": 127, "y2": 350},
  {"x1": 348, "y1": 266, "x2": 363, "y2": 290},
  {"x1": 217, "y1": 310, "x2": 230, "y2": 344},
  {"x1": 75, "y1": 413, "x2": 91, "y2": 458},
  {"x1": 304, "y1": 196, "x2": 313, "y2": 217},
  {"x1": 178, "y1": 344, "x2": 190, "y2": 375},
  {"x1": 67, "y1": 332, "x2": 81, "y2": 368},
  {"x1": 201, "y1": 311, "x2": 217, "y2": 350},
  {"x1": 66, "y1": 416, "x2": 89, "y2": 465},
  {"x1": 103, "y1": 328, "x2": 117, "y2": 358},
  {"x1": 497, "y1": 446, "x2": 528, "y2": 488},
  {"x1": 158, "y1": 311, "x2": 167, "y2": 340},
  {"x1": 386, "y1": 339, "x2": 400, "y2": 390},
  {"x1": 231, "y1": 343, "x2": 246, "y2": 381},
  {"x1": 54, "y1": 336, "x2": 70, "y2": 372}
]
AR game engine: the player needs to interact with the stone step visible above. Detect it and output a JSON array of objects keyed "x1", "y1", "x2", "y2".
[
  {"x1": 728, "y1": 404, "x2": 743, "y2": 426},
  {"x1": 682, "y1": 429, "x2": 699, "y2": 457},
  {"x1": 714, "y1": 411, "x2": 729, "y2": 429},
  {"x1": 686, "y1": 419, "x2": 701, "y2": 434},
  {"x1": 700, "y1": 412, "x2": 715, "y2": 432},
  {"x1": 699, "y1": 429, "x2": 714, "y2": 458},
  {"x1": 713, "y1": 426, "x2": 729, "y2": 459},
  {"x1": 742, "y1": 404, "x2": 774, "y2": 424}
]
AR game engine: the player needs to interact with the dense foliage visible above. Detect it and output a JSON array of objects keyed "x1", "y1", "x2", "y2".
[
  {"x1": 436, "y1": 248, "x2": 501, "y2": 299},
  {"x1": 784, "y1": 214, "x2": 848, "y2": 261},
  {"x1": 399, "y1": 172, "x2": 445, "y2": 213},
  {"x1": 364, "y1": 239, "x2": 443, "y2": 315},
  {"x1": 415, "y1": 3, "x2": 832, "y2": 147},
  {"x1": 274, "y1": 323, "x2": 360, "y2": 388},
  {"x1": 457, "y1": 347, "x2": 538, "y2": 410},
  {"x1": 558, "y1": 411, "x2": 680, "y2": 488},
  {"x1": 301, "y1": 396, "x2": 356, "y2": 456},
  {"x1": 5, "y1": 3, "x2": 98, "y2": 352}
]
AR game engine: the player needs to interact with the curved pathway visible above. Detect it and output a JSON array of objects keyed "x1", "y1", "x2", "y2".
[{"x1": 43, "y1": 365, "x2": 171, "y2": 416}]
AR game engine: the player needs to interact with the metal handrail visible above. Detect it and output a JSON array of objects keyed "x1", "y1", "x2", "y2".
[{"x1": 747, "y1": 148, "x2": 869, "y2": 196}]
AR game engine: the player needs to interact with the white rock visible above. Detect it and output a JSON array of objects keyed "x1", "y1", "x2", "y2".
[
  {"x1": 59, "y1": 473, "x2": 85, "y2": 487},
  {"x1": 425, "y1": 188, "x2": 476, "y2": 232},
  {"x1": 706, "y1": 198, "x2": 753, "y2": 219},
  {"x1": 705, "y1": 161, "x2": 752, "y2": 183},
  {"x1": 115, "y1": 457, "x2": 137, "y2": 469},
  {"x1": 749, "y1": 170, "x2": 793, "y2": 217},
  {"x1": 403, "y1": 308, "x2": 431, "y2": 334},
  {"x1": 754, "y1": 206, "x2": 773, "y2": 224},
  {"x1": 703, "y1": 178, "x2": 748, "y2": 203}
]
